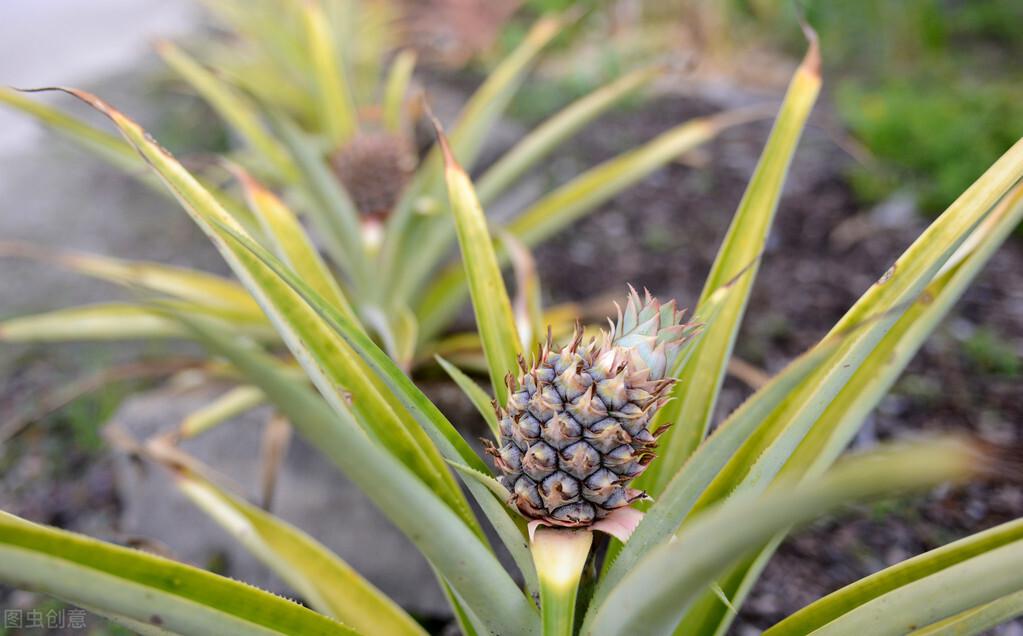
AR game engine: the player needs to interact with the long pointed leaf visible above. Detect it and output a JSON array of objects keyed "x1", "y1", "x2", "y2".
[
  {"x1": 909, "y1": 590, "x2": 1023, "y2": 636},
  {"x1": 414, "y1": 105, "x2": 765, "y2": 343},
  {"x1": 165, "y1": 460, "x2": 426, "y2": 635},
  {"x1": 0, "y1": 241, "x2": 262, "y2": 318},
  {"x1": 447, "y1": 460, "x2": 539, "y2": 596},
  {"x1": 637, "y1": 34, "x2": 822, "y2": 499},
  {"x1": 585, "y1": 439, "x2": 997, "y2": 636},
  {"x1": 764, "y1": 519, "x2": 1023, "y2": 635},
  {"x1": 0, "y1": 511, "x2": 352, "y2": 636},
  {"x1": 379, "y1": 12, "x2": 568, "y2": 305},
  {"x1": 174, "y1": 314, "x2": 539, "y2": 636},
  {"x1": 0, "y1": 302, "x2": 269, "y2": 342},
  {"x1": 675, "y1": 147, "x2": 1023, "y2": 636},
  {"x1": 268, "y1": 112, "x2": 367, "y2": 288},
  {"x1": 434, "y1": 120, "x2": 521, "y2": 402},
  {"x1": 383, "y1": 50, "x2": 416, "y2": 135},
  {"x1": 232, "y1": 166, "x2": 357, "y2": 323},
  {"x1": 435, "y1": 355, "x2": 499, "y2": 438},
  {"x1": 41, "y1": 87, "x2": 475, "y2": 541},
  {"x1": 209, "y1": 220, "x2": 548, "y2": 593},
  {"x1": 157, "y1": 40, "x2": 298, "y2": 181},
  {"x1": 178, "y1": 385, "x2": 267, "y2": 439},
  {"x1": 302, "y1": 0, "x2": 358, "y2": 145},
  {"x1": 810, "y1": 540, "x2": 1023, "y2": 636},
  {"x1": 475, "y1": 64, "x2": 663, "y2": 205},
  {"x1": 0, "y1": 87, "x2": 141, "y2": 173}
]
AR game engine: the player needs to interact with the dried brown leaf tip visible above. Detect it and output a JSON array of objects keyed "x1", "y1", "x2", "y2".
[
  {"x1": 19, "y1": 86, "x2": 174, "y2": 158},
  {"x1": 489, "y1": 287, "x2": 698, "y2": 527}
]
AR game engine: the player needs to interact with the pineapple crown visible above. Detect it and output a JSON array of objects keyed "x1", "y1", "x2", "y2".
[
  {"x1": 487, "y1": 288, "x2": 697, "y2": 528},
  {"x1": 611, "y1": 285, "x2": 694, "y2": 381}
]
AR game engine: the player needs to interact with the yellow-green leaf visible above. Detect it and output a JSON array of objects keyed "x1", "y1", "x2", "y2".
[
  {"x1": 171, "y1": 464, "x2": 426, "y2": 635},
  {"x1": 476, "y1": 64, "x2": 663, "y2": 206},
  {"x1": 585, "y1": 439, "x2": 999, "y2": 636},
  {"x1": 157, "y1": 40, "x2": 298, "y2": 181},
  {"x1": 434, "y1": 120, "x2": 521, "y2": 403},
  {"x1": 0, "y1": 303, "x2": 269, "y2": 342},
  {"x1": 0, "y1": 241, "x2": 263, "y2": 319},
  {"x1": 302, "y1": 0, "x2": 357, "y2": 145},
  {"x1": 764, "y1": 518, "x2": 1023, "y2": 635},
  {"x1": 232, "y1": 165, "x2": 358, "y2": 324},
  {"x1": 637, "y1": 34, "x2": 822, "y2": 498},
  {"x1": 178, "y1": 385, "x2": 267, "y2": 439},
  {"x1": 0, "y1": 511, "x2": 352, "y2": 635},
  {"x1": 383, "y1": 50, "x2": 416, "y2": 134}
]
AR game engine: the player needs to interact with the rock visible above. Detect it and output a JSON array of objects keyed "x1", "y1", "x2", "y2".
[{"x1": 111, "y1": 385, "x2": 448, "y2": 616}]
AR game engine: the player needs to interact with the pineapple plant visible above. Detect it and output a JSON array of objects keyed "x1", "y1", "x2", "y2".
[{"x1": 1, "y1": 15, "x2": 1023, "y2": 636}]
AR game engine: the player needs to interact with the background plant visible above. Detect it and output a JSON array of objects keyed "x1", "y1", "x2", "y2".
[
  {"x1": 0, "y1": 1, "x2": 758, "y2": 445},
  {"x1": 1, "y1": 27, "x2": 1022, "y2": 634},
  {"x1": 538, "y1": 0, "x2": 1023, "y2": 220}
]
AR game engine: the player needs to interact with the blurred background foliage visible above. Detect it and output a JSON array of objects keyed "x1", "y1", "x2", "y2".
[{"x1": 483, "y1": 0, "x2": 1023, "y2": 218}]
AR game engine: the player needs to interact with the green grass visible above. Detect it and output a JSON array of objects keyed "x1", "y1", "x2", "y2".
[{"x1": 962, "y1": 327, "x2": 1021, "y2": 377}]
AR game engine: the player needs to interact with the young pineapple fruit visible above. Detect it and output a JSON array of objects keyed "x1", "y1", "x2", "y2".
[
  {"x1": 330, "y1": 131, "x2": 417, "y2": 220},
  {"x1": 487, "y1": 289, "x2": 696, "y2": 527}
]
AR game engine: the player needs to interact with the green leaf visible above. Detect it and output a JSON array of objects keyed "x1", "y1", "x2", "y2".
[
  {"x1": 0, "y1": 240, "x2": 263, "y2": 319},
  {"x1": 43, "y1": 87, "x2": 478, "y2": 553},
  {"x1": 178, "y1": 385, "x2": 266, "y2": 439},
  {"x1": 232, "y1": 165, "x2": 358, "y2": 324},
  {"x1": 446, "y1": 460, "x2": 539, "y2": 596},
  {"x1": 434, "y1": 121, "x2": 521, "y2": 402},
  {"x1": 268, "y1": 112, "x2": 367, "y2": 288},
  {"x1": 764, "y1": 518, "x2": 1023, "y2": 635},
  {"x1": 212, "y1": 218, "x2": 492, "y2": 477},
  {"x1": 475, "y1": 64, "x2": 662, "y2": 205},
  {"x1": 383, "y1": 50, "x2": 416, "y2": 134},
  {"x1": 674, "y1": 139, "x2": 1023, "y2": 636},
  {"x1": 583, "y1": 439, "x2": 996, "y2": 636},
  {"x1": 908, "y1": 589, "x2": 1023, "y2": 636},
  {"x1": 380, "y1": 12, "x2": 568, "y2": 307},
  {"x1": 361, "y1": 303, "x2": 419, "y2": 371},
  {"x1": 501, "y1": 231, "x2": 545, "y2": 352},
  {"x1": 749, "y1": 190, "x2": 1023, "y2": 636},
  {"x1": 202, "y1": 219, "x2": 547, "y2": 608},
  {"x1": 807, "y1": 540, "x2": 1023, "y2": 636},
  {"x1": 301, "y1": 0, "x2": 358, "y2": 145},
  {"x1": 0, "y1": 511, "x2": 353, "y2": 635},
  {"x1": 173, "y1": 314, "x2": 540, "y2": 636},
  {"x1": 637, "y1": 35, "x2": 822, "y2": 499},
  {"x1": 414, "y1": 105, "x2": 765, "y2": 344},
  {"x1": 783, "y1": 181, "x2": 1023, "y2": 483},
  {"x1": 0, "y1": 87, "x2": 141, "y2": 174},
  {"x1": 208, "y1": 221, "x2": 549, "y2": 597},
  {"x1": 505, "y1": 106, "x2": 768, "y2": 248},
  {"x1": 0, "y1": 302, "x2": 270, "y2": 342},
  {"x1": 1, "y1": 88, "x2": 255, "y2": 226},
  {"x1": 437, "y1": 12, "x2": 569, "y2": 174},
  {"x1": 169, "y1": 463, "x2": 426, "y2": 636},
  {"x1": 435, "y1": 355, "x2": 499, "y2": 438},
  {"x1": 157, "y1": 40, "x2": 298, "y2": 181}
]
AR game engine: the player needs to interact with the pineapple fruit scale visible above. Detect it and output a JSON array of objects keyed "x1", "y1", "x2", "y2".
[{"x1": 486, "y1": 288, "x2": 697, "y2": 527}]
